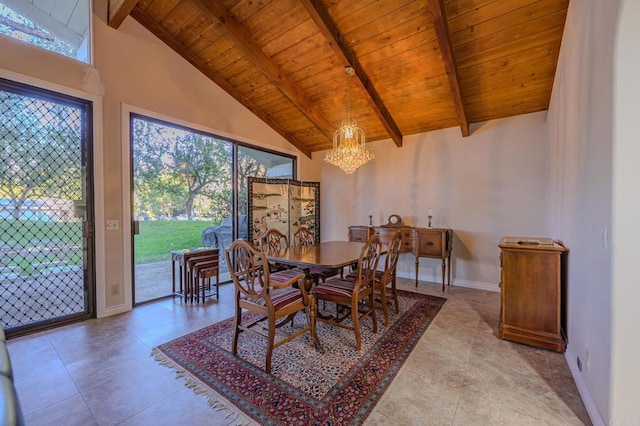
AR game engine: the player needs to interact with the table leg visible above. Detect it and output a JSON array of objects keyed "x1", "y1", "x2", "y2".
[
  {"x1": 171, "y1": 258, "x2": 176, "y2": 296},
  {"x1": 186, "y1": 264, "x2": 193, "y2": 303},
  {"x1": 441, "y1": 259, "x2": 446, "y2": 292},
  {"x1": 179, "y1": 262, "x2": 184, "y2": 300},
  {"x1": 415, "y1": 255, "x2": 419, "y2": 287},
  {"x1": 308, "y1": 294, "x2": 323, "y2": 353}
]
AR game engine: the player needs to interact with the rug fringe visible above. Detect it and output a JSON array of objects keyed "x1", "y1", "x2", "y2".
[{"x1": 151, "y1": 347, "x2": 255, "y2": 426}]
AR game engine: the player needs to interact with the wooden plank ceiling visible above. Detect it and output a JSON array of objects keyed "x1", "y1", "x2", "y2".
[{"x1": 108, "y1": 0, "x2": 570, "y2": 158}]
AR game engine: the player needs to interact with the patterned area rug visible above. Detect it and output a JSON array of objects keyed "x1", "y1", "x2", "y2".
[{"x1": 153, "y1": 290, "x2": 446, "y2": 425}]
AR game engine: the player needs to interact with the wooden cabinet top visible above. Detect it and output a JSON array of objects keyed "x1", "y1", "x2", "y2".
[{"x1": 499, "y1": 237, "x2": 566, "y2": 252}]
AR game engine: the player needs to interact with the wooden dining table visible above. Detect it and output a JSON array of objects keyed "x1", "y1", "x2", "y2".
[{"x1": 265, "y1": 241, "x2": 369, "y2": 287}]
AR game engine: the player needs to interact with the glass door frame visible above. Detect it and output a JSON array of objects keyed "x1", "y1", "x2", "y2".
[
  {"x1": 125, "y1": 107, "x2": 297, "y2": 306},
  {"x1": 0, "y1": 76, "x2": 97, "y2": 337}
]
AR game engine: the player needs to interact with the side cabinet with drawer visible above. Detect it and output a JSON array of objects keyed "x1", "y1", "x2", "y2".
[{"x1": 413, "y1": 228, "x2": 453, "y2": 291}]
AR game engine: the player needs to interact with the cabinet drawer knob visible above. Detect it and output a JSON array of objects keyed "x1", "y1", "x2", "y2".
[{"x1": 425, "y1": 241, "x2": 434, "y2": 246}]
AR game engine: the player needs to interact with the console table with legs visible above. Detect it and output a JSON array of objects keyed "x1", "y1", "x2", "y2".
[
  {"x1": 171, "y1": 247, "x2": 219, "y2": 302},
  {"x1": 349, "y1": 216, "x2": 453, "y2": 291}
]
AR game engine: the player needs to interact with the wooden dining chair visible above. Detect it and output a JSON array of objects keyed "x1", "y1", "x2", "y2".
[
  {"x1": 312, "y1": 234, "x2": 382, "y2": 351},
  {"x1": 259, "y1": 228, "x2": 290, "y2": 272},
  {"x1": 293, "y1": 226, "x2": 340, "y2": 282},
  {"x1": 292, "y1": 225, "x2": 315, "y2": 246},
  {"x1": 375, "y1": 231, "x2": 402, "y2": 325},
  {"x1": 225, "y1": 239, "x2": 315, "y2": 374}
]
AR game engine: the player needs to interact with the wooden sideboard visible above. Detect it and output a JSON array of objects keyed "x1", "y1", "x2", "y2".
[
  {"x1": 348, "y1": 225, "x2": 453, "y2": 291},
  {"x1": 498, "y1": 237, "x2": 567, "y2": 352}
]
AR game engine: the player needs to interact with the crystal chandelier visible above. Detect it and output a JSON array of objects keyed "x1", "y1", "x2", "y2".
[{"x1": 324, "y1": 66, "x2": 374, "y2": 174}]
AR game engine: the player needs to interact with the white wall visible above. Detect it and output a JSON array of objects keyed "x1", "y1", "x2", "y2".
[
  {"x1": 319, "y1": 112, "x2": 549, "y2": 290},
  {"x1": 546, "y1": 0, "x2": 627, "y2": 423},
  {"x1": 612, "y1": 0, "x2": 640, "y2": 422}
]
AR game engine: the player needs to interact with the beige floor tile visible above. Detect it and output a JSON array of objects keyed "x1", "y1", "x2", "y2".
[
  {"x1": 5, "y1": 279, "x2": 590, "y2": 425},
  {"x1": 13, "y1": 366, "x2": 79, "y2": 416},
  {"x1": 23, "y1": 394, "x2": 98, "y2": 426}
]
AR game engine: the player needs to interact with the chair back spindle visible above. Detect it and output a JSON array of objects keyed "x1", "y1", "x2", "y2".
[
  {"x1": 355, "y1": 235, "x2": 383, "y2": 294},
  {"x1": 260, "y1": 228, "x2": 289, "y2": 252},
  {"x1": 293, "y1": 226, "x2": 315, "y2": 246},
  {"x1": 376, "y1": 231, "x2": 402, "y2": 325},
  {"x1": 226, "y1": 241, "x2": 269, "y2": 300}
]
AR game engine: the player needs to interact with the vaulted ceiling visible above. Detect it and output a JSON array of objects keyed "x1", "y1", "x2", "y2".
[{"x1": 108, "y1": 0, "x2": 569, "y2": 158}]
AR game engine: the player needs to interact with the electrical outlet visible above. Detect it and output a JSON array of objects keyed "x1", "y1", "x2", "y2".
[
  {"x1": 110, "y1": 284, "x2": 120, "y2": 296},
  {"x1": 586, "y1": 350, "x2": 591, "y2": 373}
]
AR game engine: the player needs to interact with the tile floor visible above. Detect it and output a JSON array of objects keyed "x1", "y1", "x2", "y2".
[{"x1": 6, "y1": 279, "x2": 591, "y2": 425}]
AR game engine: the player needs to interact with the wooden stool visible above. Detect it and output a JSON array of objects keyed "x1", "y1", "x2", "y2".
[
  {"x1": 185, "y1": 251, "x2": 219, "y2": 303},
  {"x1": 192, "y1": 259, "x2": 219, "y2": 302}
]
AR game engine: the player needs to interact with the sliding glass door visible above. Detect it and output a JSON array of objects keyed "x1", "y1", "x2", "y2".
[{"x1": 130, "y1": 115, "x2": 295, "y2": 304}]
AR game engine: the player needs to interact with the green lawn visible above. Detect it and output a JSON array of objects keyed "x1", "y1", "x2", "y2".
[
  {"x1": 0, "y1": 220, "x2": 84, "y2": 272},
  {"x1": 0, "y1": 219, "x2": 81, "y2": 245},
  {"x1": 134, "y1": 220, "x2": 217, "y2": 264},
  {"x1": 0, "y1": 218, "x2": 215, "y2": 266}
]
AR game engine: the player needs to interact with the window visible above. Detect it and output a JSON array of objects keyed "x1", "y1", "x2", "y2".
[{"x1": 0, "y1": 0, "x2": 91, "y2": 63}]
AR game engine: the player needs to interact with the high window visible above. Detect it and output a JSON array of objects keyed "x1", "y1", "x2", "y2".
[{"x1": 0, "y1": 0, "x2": 91, "y2": 63}]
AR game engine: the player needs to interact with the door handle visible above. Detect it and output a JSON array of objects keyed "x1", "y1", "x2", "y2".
[{"x1": 133, "y1": 220, "x2": 140, "y2": 235}]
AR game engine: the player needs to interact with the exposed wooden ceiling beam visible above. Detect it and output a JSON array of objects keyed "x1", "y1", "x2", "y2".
[
  {"x1": 108, "y1": 0, "x2": 140, "y2": 29},
  {"x1": 300, "y1": 0, "x2": 404, "y2": 148},
  {"x1": 129, "y1": 9, "x2": 313, "y2": 158},
  {"x1": 192, "y1": 0, "x2": 334, "y2": 144},
  {"x1": 428, "y1": 0, "x2": 470, "y2": 137}
]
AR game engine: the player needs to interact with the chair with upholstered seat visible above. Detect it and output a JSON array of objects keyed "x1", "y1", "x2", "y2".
[
  {"x1": 375, "y1": 231, "x2": 402, "y2": 325},
  {"x1": 292, "y1": 226, "x2": 341, "y2": 282},
  {"x1": 225, "y1": 239, "x2": 316, "y2": 373},
  {"x1": 259, "y1": 228, "x2": 290, "y2": 273},
  {"x1": 312, "y1": 234, "x2": 382, "y2": 351},
  {"x1": 292, "y1": 225, "x2": 315, "y2": 246}
]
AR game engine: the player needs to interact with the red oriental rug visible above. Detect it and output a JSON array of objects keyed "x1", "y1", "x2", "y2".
[{"x1": 153, "y1": 290, "x2": 446, "y2": 425}]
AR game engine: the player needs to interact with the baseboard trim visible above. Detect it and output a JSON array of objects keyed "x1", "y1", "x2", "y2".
[
  {"x1": 450, "y1": 278, "x2": 500, "y2": 292},
  {"x1": 395, "y1": 273, "x2": 500, "y2": 292},
  {"x1": 564, "y1": 346, "x2": 606, "y2": 426},
  {"x1": 99, "y1": 303, "x2": 130, "y2": 318}
]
